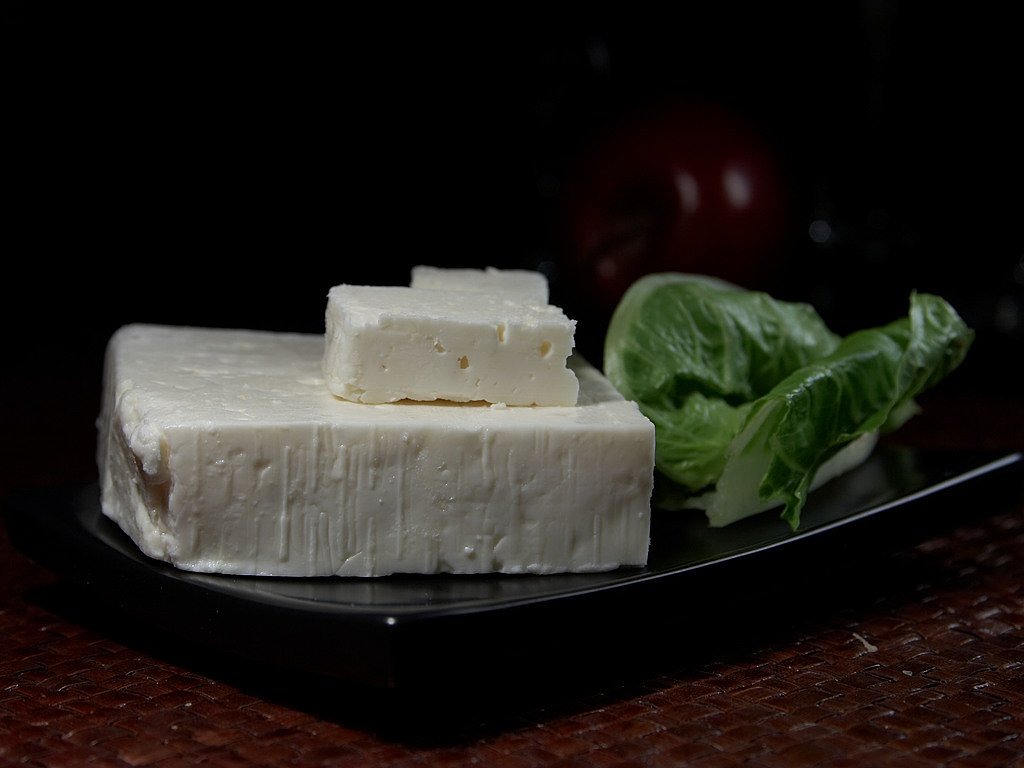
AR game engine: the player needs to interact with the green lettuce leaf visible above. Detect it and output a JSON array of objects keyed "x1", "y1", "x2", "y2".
[
  {"x1": 604, "y1": 274, "x2": 841, "y2": 491},
  {"x1": 604, "y1": 274, "x2": 974, "y2": 529}
]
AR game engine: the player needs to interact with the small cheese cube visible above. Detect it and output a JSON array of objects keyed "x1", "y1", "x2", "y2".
[
  {"x1": 410, "y1": 265, "x2": 548, "y2": 304},
  {"x1": 97, "y1": 324, "x2": 655, "y2": 577},
  {"x1": 323, "y1": 284, "x2": 578, "y2": 406}
]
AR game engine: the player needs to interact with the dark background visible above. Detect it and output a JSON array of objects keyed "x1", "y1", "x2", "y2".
[{"x1": 3, "y1": 3, "x2": 1022, "y2": 494}]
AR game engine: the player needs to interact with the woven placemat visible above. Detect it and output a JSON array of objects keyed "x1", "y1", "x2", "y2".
[{"x1": 3, "y1": 495, "x2": 1024, "y2": 766}]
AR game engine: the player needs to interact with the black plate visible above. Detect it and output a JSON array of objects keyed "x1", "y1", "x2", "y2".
[{"x1": 5, "y1": 447, "x2": 1022, "y2": 689}]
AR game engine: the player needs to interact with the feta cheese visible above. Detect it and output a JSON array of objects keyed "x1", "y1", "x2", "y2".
[
  {"x1": 410, "y1": 265, "x2": 548, "y2": 304},
  {"x1": 98, "y1": 324, "x2": 655, "y2": 577},
  {"x1": 323, "y1": 284, "x2": 579, "y2": 406}
]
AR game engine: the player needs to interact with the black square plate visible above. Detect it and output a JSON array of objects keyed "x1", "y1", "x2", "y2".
[{"x1": 5, "y1": 447, "x2": 1021, "y2": 689}]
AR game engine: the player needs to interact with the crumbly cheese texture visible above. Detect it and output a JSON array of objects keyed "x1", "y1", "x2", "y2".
[
  {"x1": 98, "y1": 325, "x2": 654, "y2": 577},
  {"x1": 410, "y1": 265, "x2": 549, "y2": 304},
  {"x1": 323, "y1": 284, "x2": 579, "y2": 406}
]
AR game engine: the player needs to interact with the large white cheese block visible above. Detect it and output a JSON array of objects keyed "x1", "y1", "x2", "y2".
[
  {"x1": 323, "y1": 284, "x2": 579, "y2": 406},
  {"x1": 410, "y1": 265, "x2": 549, "y2": 304},
  {"x1": 98, "y1": 324, "x2": 654, "y2": 577}
]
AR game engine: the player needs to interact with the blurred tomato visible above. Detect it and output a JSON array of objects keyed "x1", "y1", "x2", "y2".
[{"x1": 563, "y1": 101, "x2": 792, "y2": 312}]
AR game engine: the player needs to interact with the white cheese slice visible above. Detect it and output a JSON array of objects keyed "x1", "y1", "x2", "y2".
[
  {"x1": 323, "y1": 284, "x2": 579, "y2": 406},
  {"x1": 98, "y1": 324, "x2": 654, "y2": 577},
  {"x1": 410, "y1": 265, "x2": 549, "y2": 304}
]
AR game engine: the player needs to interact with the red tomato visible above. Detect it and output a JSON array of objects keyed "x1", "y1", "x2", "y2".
[{"x1": 562, "y1": 102, "x2": 792, "y2": 312}]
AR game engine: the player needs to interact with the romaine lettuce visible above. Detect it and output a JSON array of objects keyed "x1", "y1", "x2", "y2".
[{"x1": 604, "y1": 273, "x2": 973, "y2": 529}]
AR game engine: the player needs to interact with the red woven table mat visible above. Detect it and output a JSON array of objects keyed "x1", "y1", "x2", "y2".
[{"x1": 3, "y1": 489, "x2": 1024, "y2": 767}]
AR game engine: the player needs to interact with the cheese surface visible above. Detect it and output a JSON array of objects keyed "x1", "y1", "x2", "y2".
[
  {"x1": 410, "y1": 265, "x2": 549, "y2": 304},
  {"x1": 98, "y1": 324, "x2": 654, "y2": 577},
  {"x1": 323, "y1": 284, "x2": 579, "y2": 406}
]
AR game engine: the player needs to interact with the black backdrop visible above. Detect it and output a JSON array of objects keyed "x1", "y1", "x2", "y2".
[{"x1": 4, "y1": 3, "x2": 1021, "y2": 492}]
